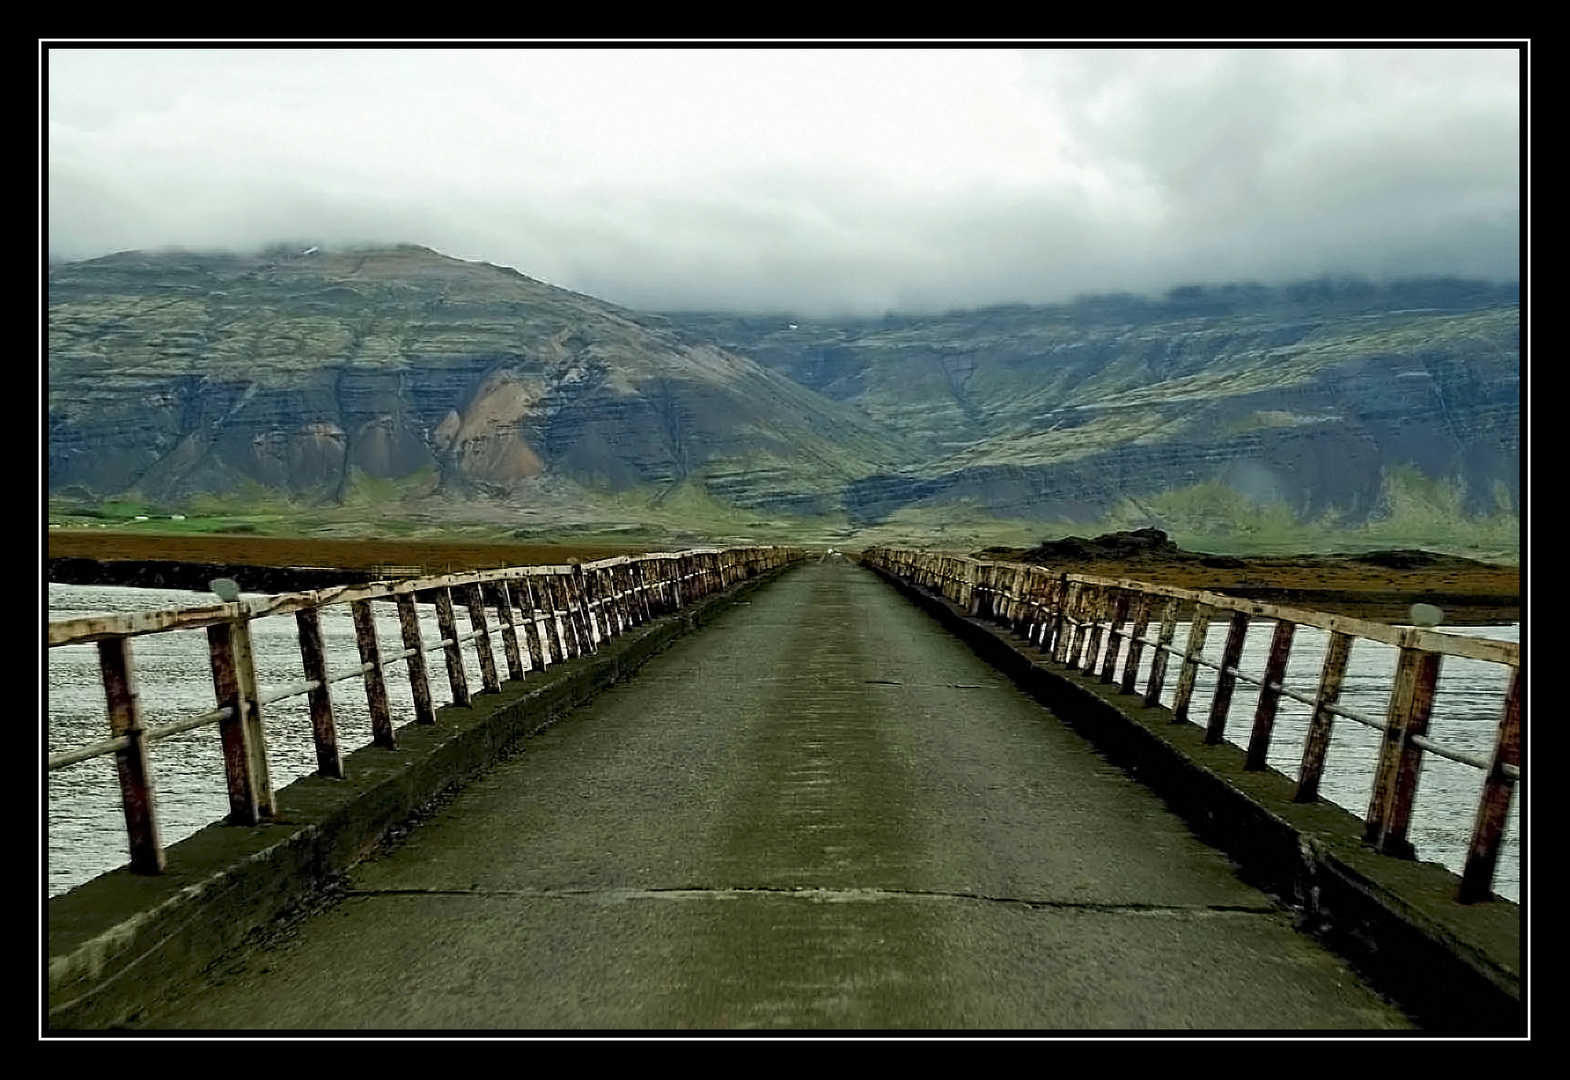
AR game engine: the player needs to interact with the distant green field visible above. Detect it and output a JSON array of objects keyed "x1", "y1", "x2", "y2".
[{"x1": 48, "y1": 461, "x2": 1518, "y2": 564}]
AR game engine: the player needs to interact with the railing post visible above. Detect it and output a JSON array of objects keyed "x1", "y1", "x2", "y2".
[
  {"x1": 295, "y1": 606, "x2": 343, "y2": 778},
  {"x1": 515, "y1": 576, "x2": 547, "y2": 672},
  {"x1": 207, "y1": 612, "x2": 275, "y2": 823},
  {"x1": 97, "y1": 636, "x2": 165, "y2": 873},
  {"x1": 493, "y1": 581, "x2": 526, "y2": 682},
  {"x1": 1459, "y1": 667, "x2": 1521, "y2": 902},
  {"x1": 1245, "y1": 620, "x2": 1296, "y2": 770},
  {"x1": 395, "y1": 586, "x2": 436, "y2": 725},
  {"x1": 1080, "y1": 586, "x2": 1109, "y2": 673},
  {"x1": 1295, "y1": 631, "x2": 1352, "y2": 802},
  {"x1": 464, "y1": 584, "x2": 501, "y2": 694},
  {"x1": 630, "y1": 561, "x2": 653, "y2": 623},
  {"x1": 350, "y1": 599, "x2": 396, "y2": 748},
  {"x1": 432, "y1": 587, "x2": 472, "y2": 707},
  {"x1": 1053, "y1": 580, "x2": 1080, "y2": 664},
  {"x1": 1365, "y1": 631, "x2": 1443, "y2": 858},
  {"x1": 1204, "y1": 610, "x2": 1251, "y2": 745},
  {"x1": 574, "y1": 565, "x2": 604, "y2": 646},
  {"x1": 1143, "y1": 597, "x2": 1181, "y2": 707},
  {"x1": 1172, "y1": 602, "x2": 1214, "y2": 725},
  {"x1": 1120, "y1": 592, "x2": 1154, "y2": 695},
  {"x1": 1100, "y1": 589, "x2": 1131, "y2": 683},
  {"x1": 566, "y1": 571, "x2": 593, "y2": 653},
  {"x1": 534, "y1": 574, "x2": 566, "y2": 662}
]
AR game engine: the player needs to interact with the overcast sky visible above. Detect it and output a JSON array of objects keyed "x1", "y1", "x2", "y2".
[{"x1": 45, "y1": 46, "x2": 1522, "y2": 316}]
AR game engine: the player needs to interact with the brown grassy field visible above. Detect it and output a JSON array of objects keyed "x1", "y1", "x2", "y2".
[
  {"x1": 982, "y1": 546, "x2": 1520, "y2": 625},
  {"x1": 48, "y1": 529, "x2": 1520, "y2": 624}
]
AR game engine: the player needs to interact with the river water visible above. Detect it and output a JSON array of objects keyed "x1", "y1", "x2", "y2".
[{"x1": 45, "y1": 583, "x2": 1522, "y2": 903}]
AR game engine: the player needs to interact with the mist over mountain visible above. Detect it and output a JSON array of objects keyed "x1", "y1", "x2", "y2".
[{"x1": 47, "y1": 244, "x2": 1519, "y2": 551}]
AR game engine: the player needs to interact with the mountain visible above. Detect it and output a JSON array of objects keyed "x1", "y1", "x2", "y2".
[
  {"x1": 662, "y1": 279, "x2": 1520, "y2": 532},
  {"x1": 48, "y1": 246, "x2": 1519, "y2": 550},
  {"x1": 47, "y1": 245, "x2": 908, "y2": 519}
]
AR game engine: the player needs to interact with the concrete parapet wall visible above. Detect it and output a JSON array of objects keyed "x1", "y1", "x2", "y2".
[
  {"x1": 47, "y1": 562, "x2": 797, "y2": 1030},
  {"x1": 864, "y1": 561, "x2": 1522, "y2": 1035}
]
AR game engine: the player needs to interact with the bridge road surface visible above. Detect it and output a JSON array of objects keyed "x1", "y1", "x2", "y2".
[{"x1": 129, "y1": 557, "x2": 1414, "y2": 1031}]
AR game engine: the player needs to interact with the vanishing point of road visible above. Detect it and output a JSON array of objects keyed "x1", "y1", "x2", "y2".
[{"x1": 129, "y1": 557, "x2": 1412, "y2": 1031}]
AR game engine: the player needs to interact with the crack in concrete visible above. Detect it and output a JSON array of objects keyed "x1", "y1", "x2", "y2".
[
  {"x1": 343, "y1": 884, "x2": 1280, "y2": 915},
  {"x1": 862, "y1": 679, "x2": 986, "y2": 688}
]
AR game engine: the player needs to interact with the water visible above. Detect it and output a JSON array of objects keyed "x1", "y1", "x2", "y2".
[
  {"x1": 47, "y1": 582, "x2": 532, "y2": 898},
  {"x1": 47, "y1": 585, "x2": 1522, "y2": 904}
]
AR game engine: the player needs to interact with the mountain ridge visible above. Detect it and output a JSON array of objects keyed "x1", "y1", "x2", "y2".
[{"x1": 48, "y1": 244, "x2": 1520, "y2": 551}]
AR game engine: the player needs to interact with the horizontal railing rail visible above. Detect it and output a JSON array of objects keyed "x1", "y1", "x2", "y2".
[
  {"x1": 48, "y1": 546, "x2": 803, "y2": 879},
  {"x1": 861, "y1": 547, "x2": 1522, "y2": 905}
]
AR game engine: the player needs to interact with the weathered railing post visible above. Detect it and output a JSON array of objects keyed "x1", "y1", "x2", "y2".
[
  {"x1": 464, "y1": 584, "x2": 501, "y2": 694},
  {"x1": 1245, "y1": 620, "x2": 1296, "y2": 770},
  {"x1": 492, "y1": 581, "x2": 526, "y2": 682},
  {"x1": 1099, "y1": 589, "x2": 1131, "y2": 684},
  {"x1": 1171, "y1": 601, "x2": 1215, "y2": 724},
  {"x1": 432, "y1": 587, "x2": 472, "y2": 707},
  {"x1": 395, "y1": 586, "x2": 436, "y2": 725},
  {"x1": 207, "y1": 610, "x2": 275, "y2": 823},
  {"x1": 295, "y1": 605, "x2": 344, "y2": 778},
  {"x1": 630, "y1": 561, "x2": 654, "y2": 623},
  {"x1": 1365, "y1": 632, "x2": 1443, "y2": 858},
  {"x1": 1204, "y1": 610, "x2": 1251, "y2": 745},
  {"x1": 563, "y1": 571, "x2": 592, "y2": 654},
  {"x1": 1295, "y1": 631, "x2": 1353, "y2": 802},
  {"x1": 515, "y1": 576, "x2": 547, "y2": 672},
  {"x1": 350, "y1": 599, "x2": 396, "y2": 748},
  {"x1": 1459, "y1": 667, "x2": 1521, "y2": 902},
  {"x1": 1143, "y1": 597, "x2": 1181, "y2": 707},
  {"x1": 534, "y1": 574, "x2": 566, "y2": 663},
  {"x1": 1120, "y1": 592, "x2": 1154, "y2": 696},
  {"x1": 1078, "y1": 586, "x2": 1108, "y2": 673},
  {"x1": 97, "y1": 636, "x2": 165, "y2": 873},
  {"x1": 1053, "y1": 580, "x2": 1080, "y2": 664},
  {"x1": 575, "y1": 565, "x2": 605, "y2": 647}
]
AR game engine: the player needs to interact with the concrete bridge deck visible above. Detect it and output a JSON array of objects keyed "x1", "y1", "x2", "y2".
[{"x1": 116, "y1": 557, "x2": 1416, "y2": 1031}]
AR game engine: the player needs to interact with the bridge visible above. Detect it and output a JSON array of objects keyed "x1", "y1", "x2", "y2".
[{"x1": 46, "y1": 548, "x2": 1522, "y2": 1032}]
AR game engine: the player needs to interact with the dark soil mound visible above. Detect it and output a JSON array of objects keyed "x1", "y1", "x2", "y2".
[{"x1": 1023, "y1": 528, "x2": 1182, "y2": 564}]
